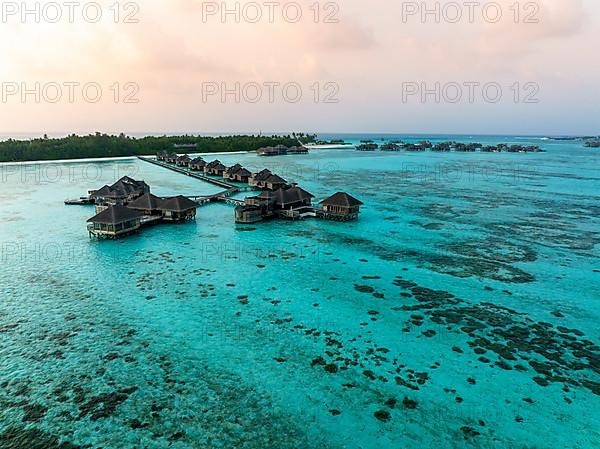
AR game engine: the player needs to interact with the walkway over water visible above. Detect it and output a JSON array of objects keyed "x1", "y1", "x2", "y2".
[{"x1": 137, "y1": 156, "x2": 252, "y2": 206}]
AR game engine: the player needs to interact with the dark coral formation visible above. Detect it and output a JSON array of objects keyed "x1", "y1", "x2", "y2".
[
  {"x1": 0, "y1": 426, "x2": 80, "y2": 449},
  {"x1": 392, "y1": 276, "x2": 600, "y2": 395}
]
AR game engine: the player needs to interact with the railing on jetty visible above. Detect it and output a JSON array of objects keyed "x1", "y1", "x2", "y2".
[
  {"x1": 140, "y1": 215, "x2": 163, "y2": 227},
  {"x1": 137, "y1": 156, "x2": 252, "y2": 208},
  {"x1": 187, "y1": 194, "x2": 245, "y2": 207},
  {"x1": 138, "y1": 156, "x2": 238, "y2": 190},
  {"x1": 219, "y1": 197, "x2": 245, "y2": 206},
  {"x1": 278, "y1": 206, "x2": 316, "y2": 220}
]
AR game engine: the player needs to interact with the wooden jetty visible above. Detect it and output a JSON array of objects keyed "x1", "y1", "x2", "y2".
[
  {"x1": 137, "y1": 156, "x2": 251, "y2": 208},
  {"x1": 139, "y1": 155, "x2": 364, "y2": 224},
  {"x1": 138, "y1": 156, "x2": 236, "y2": 189}
]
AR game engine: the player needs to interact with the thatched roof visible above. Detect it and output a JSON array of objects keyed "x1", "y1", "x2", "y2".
[
  {"x1": 111, "y1": 176, "x2": 149, "y2": 194},
  {"x1": 274, "y1": 186, "x2": 314, "y2": 207},
  {"x1": 89, "y1": 185, "x2": 113, "y2": 199},
  {"x1": 205, "y1": 160, "x2": 222, "y2": 169},
  {"x1": 160, "y1": 196, "x2": 198, "y2": 212},
  {"x1": 265, "y1": 174, "x2": 287, "y2": 184},
  {"x1": 252, "y1": 169, "x2": 272, "y2": 181},
  {"x1": 236, "y1": 168, "x2": 252, "y2": 177},
  {"x1": 87, "y1": 205, "x2": 143, "y2": 224},
  {"x1": 90, "y1": 177, "x2": 149, "y2": 201},
  {"x1": 127, "y1": 193, "x2": 164, "y2": 211},
  {"x1": 255, "y1": 191, "x2": 276, "y2": 201},
  {"x1": 225, "y1": 163, "x2": 243, "y2": 174},
  {"x1": 320, "y1": 192, "x2": 363, "y2": 207}
]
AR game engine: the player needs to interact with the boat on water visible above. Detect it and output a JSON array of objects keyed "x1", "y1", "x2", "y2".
[{"x1": 64, "y1": 196, "x2": 94, "y2": 205}]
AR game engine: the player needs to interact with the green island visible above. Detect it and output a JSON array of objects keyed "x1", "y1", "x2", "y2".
[{"x1": 0, "y1": 132, "x2": 316, "y2": 162}]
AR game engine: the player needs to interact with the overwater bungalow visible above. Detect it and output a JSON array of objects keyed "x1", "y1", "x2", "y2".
[
  {"x1": 273, "y1": 186, "x2": 314, "y2": 210},
  {"x1": 235, "y1": 205, "x2": 265, "y2": 224},
  {"x1": 89, "y1": 185, "x2": 115, "y2": 203},
  {"x1": 272, "y1": 186, "x2": 315, "y2": 220},
  {"x1": 245, "y1": 190, "x2": 277, "y2": 208},
  {"x1": 356, "y1": 143, "x2": 378, "y2": 151},
  {"x1": 87, "y1": 205, "x2": 143, "y2": 239},
  {"x1": 263, "y1": 174, "x2": 288, "y2": 191},
  {"x1": 455, "y1": 143, "x2": 477, "y2": 152},
  {"x1": 176, "y1": 154, "x2": 192, "y2": 167},
  {"x1": 113, "y1": 176, "x2": 150, "y2": 195},
  {"x1": 317, "y1": 192, "x2": 364, "y2": 221},
  {"x1": 156, "y1": 150, "x2": 168, "y2": 161},
  {"x1": 288, "y1": 146, "x2": 309, "y2": 154},
  {"x1": 236, "y1": 186, "x2": 314, "y2": 223},
  {"x1": 160, "y1": 196, "x2": 199, "y2": 222},
  {"x1": 165, "y1": 152, "x2": 179, "y2": 163},
  {"x1": 432, "y1": 142, "x2": 451, "y2": 152},
  {"x1": 189, "y1": 157, "x2": 206, "y2": 171},
  {"x1": 224, "y1": 165, "x2": 252, "y2": 183},
  {"x1": 223, "y1": 164, "x2": 243, "y2": 179},
  {"x1": 89, "y1": 176, "x2": 150, "y2": 206},
  {"x1": 526, "y1": 145, "x2": 543, "y2": 152},
  {"x1": 204, "y1": 160, "x2": 226, "y2": 176},
  {"x1": 234, "y1": 168, "x2": 252, "y2": 182},
  {"x1": 248, "y1": 169, "x2": 272, "y2": 188},
  {"x1": 381, "y1": 143, "x2": 401, "y2": 151},
  {"x1": 258, "y1": 145, "x2": 288, "y2": 156},
  {"x1": 403, "y1": 143, "x2": 425, "y2": 152},
  {"x1": 127, "y1": 193, "x2": 165, "y2": 216},
  {"x1": 504, "y1": 144, "x2": 543, "y2": 153},
  {"x1": 236, "y1": 190, "x2": 277, "y2": 223}
]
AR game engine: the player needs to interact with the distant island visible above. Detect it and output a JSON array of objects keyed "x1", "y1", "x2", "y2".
[
  {"x1": 357, "y1": 141, "x2": 544, "y2": 153},
  {"x1": 548, "y1": 136, "x2": 600, "y2": 146},
  {"x1": 0, "y1": 133, "x2": 316, "y2": 163},
  {"x1": 313, "y1": 139, "x2": 351, "y2": 145}
]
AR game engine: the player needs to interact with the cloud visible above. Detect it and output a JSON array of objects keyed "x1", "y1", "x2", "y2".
[{"x1": 0, "y1": 0, "x2": 598, "y2": 134}]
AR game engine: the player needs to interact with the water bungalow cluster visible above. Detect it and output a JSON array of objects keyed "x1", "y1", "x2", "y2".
[
  {"x1": 256, "y1": 144, "x2": 309, "y2": 156},
  {"x1": 237, "y1": 186, "x2": 364, "y2": 224},
  {"x1": 356, "y1": 143, "x2": 380, "y2": 151},
  {"x1": 82, "y1": 176, "x2": 199, "y2": 238},
  {"x1": 357, "y1": 141, "x2": 544, "y2": 153},
  {"x1": 315, "y1": 139, "x2": 348, "y2": 145},
  {"x1": 155, "y1": 151, "x2": 363, "y2": 224},
  {"x1": 159, "y1": 145, "x2": 311, "y2": 158},
  {"x1": 69, "y1": 152, "x2": 364, "y2": 238}
]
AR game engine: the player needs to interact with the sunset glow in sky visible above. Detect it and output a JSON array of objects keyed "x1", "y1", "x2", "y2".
[{"x1": 0, "y1": 0, "x2": 598, "y2": 135}]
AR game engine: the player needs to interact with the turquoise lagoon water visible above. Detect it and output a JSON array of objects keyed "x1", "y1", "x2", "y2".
[{"x1": 0, "y1": 136, "x2": 599, "y2": 448}]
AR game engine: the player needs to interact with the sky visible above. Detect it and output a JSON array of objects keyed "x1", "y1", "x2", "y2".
[{"x1": 0, "y1": 0, "x2": 599, "y2": 136}]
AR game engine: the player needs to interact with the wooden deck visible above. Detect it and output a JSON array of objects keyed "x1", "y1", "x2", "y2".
[
  {"x1": 278, "y1": 206, "x2": 317, "y2": 220},
  {"x1": 140, "y1": 215, "x2": 164, "y2": 227}
]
